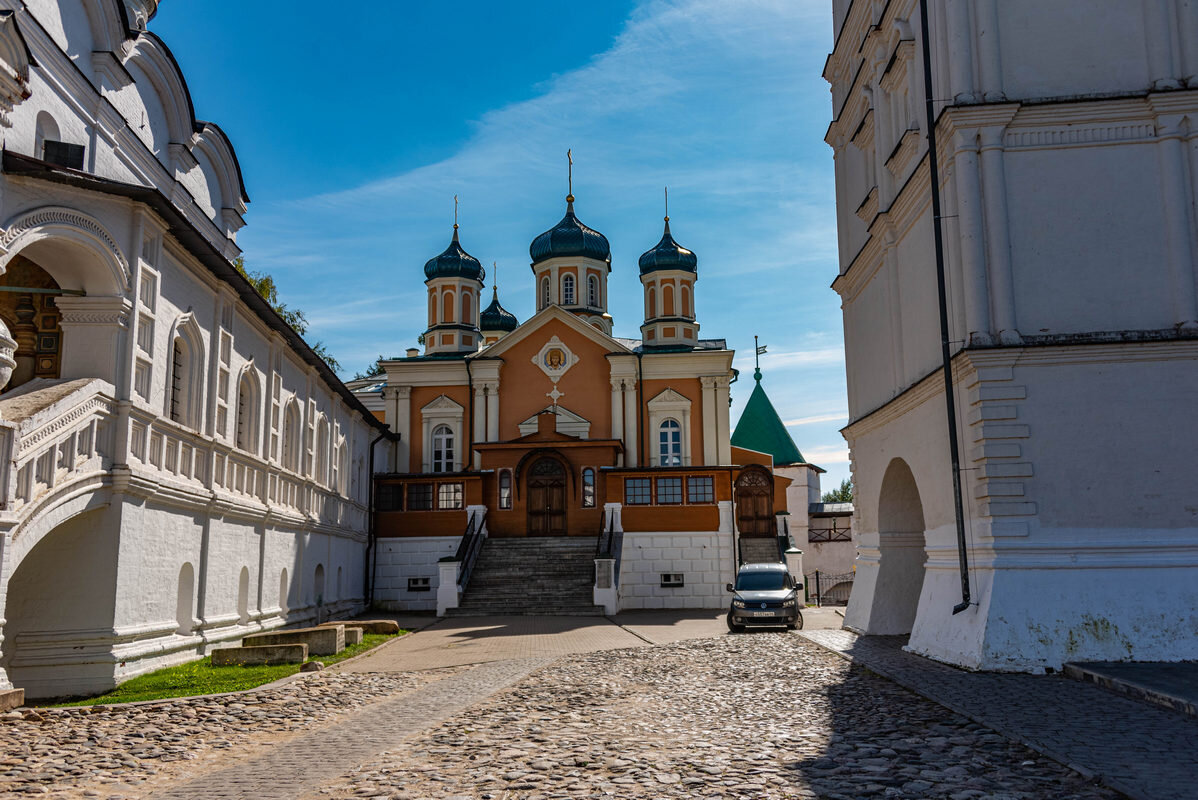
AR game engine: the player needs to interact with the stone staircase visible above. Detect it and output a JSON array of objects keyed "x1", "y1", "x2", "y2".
[
  {"x1": 446, "y1": 536, "x2": 606, "y2": 616},
  {"x1": 739, "y1": 537, "x2": 782, "y2": 564}
]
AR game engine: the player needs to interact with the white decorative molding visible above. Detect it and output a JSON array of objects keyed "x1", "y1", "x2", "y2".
[
  {"x1": 54, "y1": 296, "x2": 132, "y2": 327},
  {"x1": 518, "y1": 405, "x2": 591, "y2": 439},
  {"x1": 531, "y1": 335, "x2": 579, "y2": 380},
  {"x1": 0, "y1": 11, "x2": 30, "y2": 128},
  {"x1": 0, "y1": 207, "x2": 132, "y2": 290}
]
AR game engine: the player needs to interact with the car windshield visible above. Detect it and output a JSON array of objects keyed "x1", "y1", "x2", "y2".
[{"x1": 735, "y1": 572, "x2": 788, "y2": 591}]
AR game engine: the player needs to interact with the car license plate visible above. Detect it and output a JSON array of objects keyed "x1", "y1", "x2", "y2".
[{"x1": 752, "y1": 611, "x2": 776, "y2": 617}]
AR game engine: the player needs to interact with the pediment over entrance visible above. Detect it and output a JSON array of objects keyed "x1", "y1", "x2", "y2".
[{"x1": 517, "y1": 405, "x2": 591, "y2": 439}]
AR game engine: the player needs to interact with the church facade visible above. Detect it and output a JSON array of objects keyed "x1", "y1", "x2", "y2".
[
  {"x1": 364, "y1": 195, "x2": 792, "y2": 614},
  {"x1": 0, "y1": 0, "x2": 389, "y2": 701},
  {"x1": 826, "y1": 0, "x2": 1198, "y2": 670}
]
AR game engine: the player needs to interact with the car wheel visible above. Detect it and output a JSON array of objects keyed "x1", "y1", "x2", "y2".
[
  {"x1": 726, "y1": 613, "x2": 745, "y2": 633},
  {"x1": 789, "y1": 610, "x2": 804, "y2": 631}
]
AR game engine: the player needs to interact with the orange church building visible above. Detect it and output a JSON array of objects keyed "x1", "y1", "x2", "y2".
[{"x1": 357, "y1": 191, "x2": 791, "y2": 614}]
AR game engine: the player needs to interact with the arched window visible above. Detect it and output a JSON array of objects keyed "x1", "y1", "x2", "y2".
[
  {"x1": 647, "y1": 286, "x2": 656, "y2": 319},
  {"x1": 315, "y1": 416, "x2": 330, "y2": 486},
  {"x1": 588, "y1": 275, "x2": 599, "y2": 307},
  {"x1": 582, "y1": 467, "x2": 596, "y2": 508},
  {"x1": 681, "y1": 284, "x2": 691, "y2": 317},
  {"x1": 282, "y1": 401, "x2": 301, "y2": 472},
  {"x1": 335, "y1": 442, "x2": 348, "y2": 494},
  {"x1": 462, "y1": 291, "x2": 473, "y2": 325},
  {"x1": 167, "y1": 316, "x2": 204, "y2": 429},
  {"x1": 541, "y1": 276, "x2": 550, "y2": 309},
  {"x1": 562, "y1": 274, "x2": 576, "y2": 305},
  {"x1": 659, "y1": 418, "x2": 682, "y2": 466},
  {"x1": 663, "y1": 283, "x2": 675, "y2": 316},
  {"x1": 442, "y1": 290, "x2": 455, "y2": 323},
  {"x1": 169, "y1": 338, "x2": 186, "y2": 423},
  {"x1": 236, "y1": 371, "x2": 259, "y2": 452},
  {"x1": 498, "y1": 469, "x2": 512, "y2": 509},
  {"x1": 432, "y1": 424, "x2": 454, "y2": 472},
  {"x1": 34, "y1": 110, "x2": 59, "y2": 161}
]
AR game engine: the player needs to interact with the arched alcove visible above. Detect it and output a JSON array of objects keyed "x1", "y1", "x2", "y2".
[
  {"x1": 278, "y1": 567, "x2": 289, "y2": 614},
  {"x1": 313, "y1": 563, "x2": 326, "y2": 606},
  {"x1": 175, "y1": 563, "x2": 195, "y2": 635},
  {"x1": 237, "y1": 566, "x2": 250, "y2": 625},
  {"x1": 872, "y1": 457, "x2": 929, "y2": 635}
]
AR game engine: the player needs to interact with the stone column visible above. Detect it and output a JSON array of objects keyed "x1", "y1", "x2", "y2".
[
  {"x1": 9, "y1": 293, "x2": 35, "y2": 387},
  {"x1": 975, "y1": 0, "x2": 1005, "y2": 101},
  {"x1": 391, "y1": 385, "x2": 411, "y2": 472},
  {"x1": 1153, "y1": 113, "x2": 1198, "y2": 328},
  {"x1": 623, "y1": 379, "x2": 638, "y2": 467},
  {"x1": 945, "y1": 0, "x2": 978, "y2": 103},
  {"x1": 953, "y1": 131, "x2": 993, "y2": 345},
  {"x1": 53, "y1": 296, "x2": 131, "y2": 385},
  {"x1": 472, "y1": 384, "x2": 486, "y2": 469},
  {"x1": 714, "y1": 376, "x2": 732, "y2": 465},
  {"x1": 610, "y1": 377, "x2": 624, "y2": 466},
  {"x1": 700, "y1": 377, "x2": 717, "y2": 465},
  {"x1": 485, "y1": 383, "x2": 499, "y2": 442},
  {"x1": 978, "y1": 126, "x2": 1020, "y2": 343}
]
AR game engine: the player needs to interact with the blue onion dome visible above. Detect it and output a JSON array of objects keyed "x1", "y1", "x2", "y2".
[
  {"x1": 424, "y1": 225, "x2": 486, "y2": 281},
  {"x1": 530, "y1": 196, "x2": 611, "y2": 267},
  {"x1": 638, "y1": 217, "x2": 697, "y2": 275},
  {"x1": 480, "y1": 286, "x2": 519, "y2": 332}
]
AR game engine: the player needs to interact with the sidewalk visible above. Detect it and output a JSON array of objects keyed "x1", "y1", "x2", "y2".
[{"x1": 800, "y1": 629, "x2": 1198, "y2": 800}]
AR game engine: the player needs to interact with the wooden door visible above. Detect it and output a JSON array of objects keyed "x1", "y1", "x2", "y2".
[
  {"x1": 527, "y1": 457, "x2": 567, "y2": 536},
  {"x1": 735, "y1": 465, "x2": 775, "y2": 537}
]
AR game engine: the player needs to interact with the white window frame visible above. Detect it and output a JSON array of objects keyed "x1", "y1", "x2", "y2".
[
  {"x1": 647, "y1": 388, "x2": 693, "y2": 467},
  {"x1": 421, "y1": 394, "x2": 465, "y2": 473},
  {"x1": 562, "y1": 274, "x2": 576, "y2": 305},
  {"x1": 658, "y1": 418, "x2": 683, "y2": 466}
]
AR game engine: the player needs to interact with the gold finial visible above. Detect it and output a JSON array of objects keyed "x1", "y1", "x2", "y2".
[
  {"x1": 453, "y1": 194, "x2": 459, "y2": 231},
  {"x1": 566, "y1": 148, "x2": 574, "y2": 204},
  {"x1": 493, "y1": 261, "x2": 499, "y2": 292},
  {"x1": 664, "y1": 186, "x2": 669, "y2": 222}
]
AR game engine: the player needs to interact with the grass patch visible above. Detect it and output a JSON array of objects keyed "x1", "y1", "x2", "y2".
[{"x1": 42, "y1": 631, "x2": 403, "y2": 707}]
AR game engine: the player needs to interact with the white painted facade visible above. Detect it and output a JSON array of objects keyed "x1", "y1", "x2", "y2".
[
  {"x1": 617, "y1": 530, "x2": 735, "y2": 610},
  {"x1": 0, "y1": 0, "x2": 389, "y2": 698},
  {"x1": 374, "y1": 535, "x2": 458, "y2": 612},
  {"x1": 826, "y1": 0, "x2": 1198, "y2": 670}
]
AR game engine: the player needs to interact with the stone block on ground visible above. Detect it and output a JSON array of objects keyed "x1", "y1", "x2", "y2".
[
  {"x1": 343, "y1": 627, "x2": 363, "y2": 646},
  {"x1": 244, "y1": 625, "x2": 344, "y2": 656},
  {"x1": 0, "y1": 688, "x2": 24, "y2": 711},
  {"x1": 319, "y1": 619, "x2": 400, "y2": 635},
  {"x1": 211, "y1": 644, "x2": 308, "y2": 666}
]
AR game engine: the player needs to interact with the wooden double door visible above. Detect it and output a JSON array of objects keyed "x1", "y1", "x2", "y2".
[
  {"x1": 527, "y1": 457, "x2": 567, "y2": 536},
  {"x1": 735, "y1": 465, "x2": 775, "y2": 537}
]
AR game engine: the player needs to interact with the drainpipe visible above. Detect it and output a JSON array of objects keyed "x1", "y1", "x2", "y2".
[
  {"x1": 465, "y1": 357, "x2": 474, "y2": 470},
  {"x1": 635, "y1": 351, "x2": 644, "y2": 467},
  {"x1": 919, "y1": 0, "x2": 972, "y2": 615},
  {"x1": 365, "y1": 427, "x2": 400, "y2": 607}
]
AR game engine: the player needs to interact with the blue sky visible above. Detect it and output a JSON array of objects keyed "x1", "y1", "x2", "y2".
[{"x1": 154, "y1": 0, "x2": 850, "y2": 489}]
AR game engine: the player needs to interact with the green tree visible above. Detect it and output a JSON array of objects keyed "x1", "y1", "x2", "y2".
[
  {"x1": 353, "y1": 355, "x2": 388, "y2": 381},
  {"x1": 822, "y1": 478, "x2": 853, "y2": 503},
  {"x1": 233, "y1": 257, "x2": 341, "y2": 372}
]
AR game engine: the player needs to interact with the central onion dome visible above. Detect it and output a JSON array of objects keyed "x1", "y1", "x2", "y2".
[
  {"x1": 529, "y1": 196, "x2": 611, "y2": 267},
  {"x1": 638, "y1": 218, "x2": 697, "y2": 274},
  {"x1": 424, "y1": 225, "x2": 485, "y2": 282},
  {"x1": 480, "y1": 287, "x2": 519, "y2": 332}
]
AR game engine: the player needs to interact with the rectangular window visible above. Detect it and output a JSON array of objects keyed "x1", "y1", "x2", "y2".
[
  {"x1": 687, "y1": 475, "x2": 714, "y2": 504},
  {"x1": 407, "y1": 577, "x2": 431, "y2": 592},
  {"x1": 377, "y1": 483, "x2": 403, "y2": 511},
  {"x1": 407, "y1": 483, "x2": 433, "y2": 511},
  {"x1": 136, "y1": 315, "x2": 154, "y2": 354},
  {"x1": 437, "y1": 482, "x2": 464, "y2": 510},
  {"x1": 625, "y1": 477, "x2": 651, "y2": 505},
  {"x1": 43, "y1": 140, "x2": 85, "y2": 170},
  {"x1": 656, "y1": 477, "x2": 683, "y2": 505},
  {"x1": 133, "y1": 359, "x2": 151, "y2": 401},
  {"x1": 498, "y1": 470, "x2": 512, "y2": 509},
  {"x1": 582, "y1": 468, "x2": 596, "y2": 508},
  {"x1": 660, "y1": 573, "x2": 685, "y2": 588}
]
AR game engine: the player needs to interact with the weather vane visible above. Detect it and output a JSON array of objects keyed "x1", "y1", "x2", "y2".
[
  {"x1": 754, "y1": 335, "x2": 767, "y2": 377},
  {"x1": 567, "y1": 148, "x2": 574, "y2": 202},
  {"x1": 664, "y1": 186, "x2": 669, "y2": 221},
  {"x1": 493, "y1": 261, "x2": 499, "y2": 291},
  {"x1": 453, "y1": 194, "x2": 459, "y2": 229}
]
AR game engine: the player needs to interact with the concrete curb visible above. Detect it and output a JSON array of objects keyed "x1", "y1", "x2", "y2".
[
  {"x1": 1063, "y1": 663, "x2": 1197, "y2": 719},
  {"x1": 796, "y1": 633, "x2": 1146, "y2": 800}
]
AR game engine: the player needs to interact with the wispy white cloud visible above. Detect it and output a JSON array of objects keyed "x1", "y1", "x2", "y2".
[
  {"x1": 802, "y1": 445, "x2": 850, "y2": 465},
  {"x1": 785, "y1": 412, "x2": 848, "y2": 427}
]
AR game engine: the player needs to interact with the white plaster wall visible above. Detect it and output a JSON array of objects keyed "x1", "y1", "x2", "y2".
[
  {"x1": 618, "y1": 531, "x2": 734, "y2": 610},
  {"x1": 373, "y1": 536, "x2": 459, "y2": 611}
]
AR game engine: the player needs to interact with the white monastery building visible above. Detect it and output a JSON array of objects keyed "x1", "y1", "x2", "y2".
[
  {"x1": 826, "y1": 0, "x2": 1198, "y2": 670},
  {"x1": 0, "y1": 0, "x2": 390, "y2": 700}
]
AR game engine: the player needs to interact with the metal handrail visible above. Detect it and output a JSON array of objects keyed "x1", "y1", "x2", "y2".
[
  {"x1": 455, "y1": 510, "x2": 487, "y2": 591},
  {"x1": 596, "y1": 510, "x2": 615, "y2": 558},
  {"x1": 776, "y1": 517, "x2": 791, "y2": 561}
]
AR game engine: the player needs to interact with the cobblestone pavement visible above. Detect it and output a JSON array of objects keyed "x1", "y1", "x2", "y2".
[
  {"x1": 801, "y1": 630, "x2": 1198, "y2": 800},
  {"x1": 0, "y1": 669, "x2": 456, "y2": 798},
  {"x1": 315, "y1": 634, "x2": 1118, "y2": 800}
]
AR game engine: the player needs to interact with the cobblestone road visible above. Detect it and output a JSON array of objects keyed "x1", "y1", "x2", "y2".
[
  {"x1": 0, "y1": 614, "x2": 1161, "y2": 799},
  {"x1": 801, "y1": 630, "x2": 1198, "y2": 800}
]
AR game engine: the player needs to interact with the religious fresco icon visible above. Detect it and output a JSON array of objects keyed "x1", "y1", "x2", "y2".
[{"x1": 532, "y1": 336, "x2": 578, "y2": 380}]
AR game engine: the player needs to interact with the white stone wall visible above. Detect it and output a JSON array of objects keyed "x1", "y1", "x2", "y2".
[
  {"x1": 618, "y1": 531, "x2": 735, "y2": 610},
  {"x1": 373, "y1": 536, "x2": 460, "y2": 612}
]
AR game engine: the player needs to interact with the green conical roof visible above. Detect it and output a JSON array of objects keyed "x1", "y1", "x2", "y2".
[{"x1": 731, "y1": 368, "x2": 805, "y2": 466}]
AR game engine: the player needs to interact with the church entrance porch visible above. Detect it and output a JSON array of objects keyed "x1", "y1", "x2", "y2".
[
  {"x1": 526, "y1": 457, "x2": 567, "y2": 536},
  {"x1": 734, "y1": 464, "x2": 775, "y2": 538}
]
